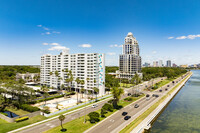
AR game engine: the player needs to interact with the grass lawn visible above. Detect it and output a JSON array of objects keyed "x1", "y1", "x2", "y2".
[
  {"x1": 120, "y1": 72, "x2": 191, "y2": 133},
  {"x1": 120, "y1": 83, "x2": 135, "y2": 88},
  {"x1": 44, "y1": 95, "x2": 144, "y2": 133},
  {"x1": 0, "y1": 115, "x2": 46, "y2": 133},
  {"x1": 6, "y1": 107, "x2": 30, "y2": 116}
]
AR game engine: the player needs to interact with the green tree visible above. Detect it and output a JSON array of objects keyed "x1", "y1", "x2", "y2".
[
  {"x1": 88, "y1": 111, "x2": 100, "y2": 123},
  {"x1": 111, "y1": 87, "x2": 124, "y2": 109},
  {"x1": 59, "y1": 115, "x2": 66, "y2": 131}
]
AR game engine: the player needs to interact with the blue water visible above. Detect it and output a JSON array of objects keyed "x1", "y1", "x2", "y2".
[
  {"x1": 3, "y1": 111, "x2": 18, "y2": 118},
  {"x1": 150, "y1": 70, "x2": 200, "y2": 133}
]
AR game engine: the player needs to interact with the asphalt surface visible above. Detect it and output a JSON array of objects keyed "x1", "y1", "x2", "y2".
[
  {"x1": 16, "y1": 77, "x2": 164, "y2": 133},
  {"x1": 86, "y1": 74, "x2": 188, "y2": 133}
]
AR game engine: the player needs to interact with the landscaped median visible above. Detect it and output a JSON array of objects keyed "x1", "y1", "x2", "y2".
[
  {"x1": 120, "y1": 72, "x2": 192, "y2": 133},
  {"x1": 44, "y1": 95, "x2": 145, "y2": 133}
]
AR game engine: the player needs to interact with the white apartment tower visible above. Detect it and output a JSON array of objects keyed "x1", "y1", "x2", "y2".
[
  {"x1": 40, "y1": 49, "x2": 105, "y2": 96},
  {"x1": 118, "y1": 32, "x2": 142, "y2": 79}
]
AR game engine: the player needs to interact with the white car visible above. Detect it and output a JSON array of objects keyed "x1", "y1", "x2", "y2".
[{"x1": 92, "y1": 104, "x2": 98, "y2": 108}]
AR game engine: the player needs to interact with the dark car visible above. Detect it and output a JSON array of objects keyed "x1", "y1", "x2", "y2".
[
  {"x1": 146, "y1": 94, "x2": 150, "y2": 97},
  {"x1": 155, "y1": 94, "x2": 159, "y2": 97},
  {"x1": 159, "y1": 89, "x2": 162, "y2": 92},
  {"x1": 124, "y1": 116, "x2": 131, "y2": 120},
  {"x1": 172, "y1": 81, "x2": 175, "y2": 84},
  {"x1": 152, "y1": 94, "x2": 159, "y2": 97},
  {"x1": 127, "y1": 93, "x2": 131, "y2": 96},
  {"x1": 122, "y1": 112, "x2": 128, "y2": 116},
  {"x1": 134, "y1": 104, "x2": 139, "y2": 108},
  {"x1": 165, "y1": 88, "x2": 168, "y2": 91},
  {"x1": 167, "y1": 85, "x2": 170, "y2": 87}
]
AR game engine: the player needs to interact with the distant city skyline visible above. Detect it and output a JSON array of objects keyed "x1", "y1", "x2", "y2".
[{"x1": 1, "y1": 0, "x2": 200, "y2": 66}]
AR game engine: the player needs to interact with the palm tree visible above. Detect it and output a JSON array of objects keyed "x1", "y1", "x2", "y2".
[
  {"x1": 54, "y1": 71, "x2": 60, "y2": 89},
  {"x1": 75, "y1": 78, "x2": 81, "y2": 104},
  {"x1": 111, "y1": 87, "x2": 124, "y2": 109},
  {"x1": 59, "y1": 115, "x2": 66, "y2": 131},
  {"x1": 41, "y1": 85, "x2": 49, "y2": 106},
  {"x1": 92, "y1": 87, "x2": 99, "y2": 102},
  {"x1": 80, "y1": 80, "x2": 85, "y2": 98}
]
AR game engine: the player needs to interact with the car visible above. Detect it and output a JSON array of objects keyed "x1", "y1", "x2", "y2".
[
  {"x1": 165, "y1": 88, "x2": 168, "y2": 91},
  {"x1": 127, "y1": 93, "x2": 131, "y2": 96},
  {"x1": 155, "y1": 94, "x2": 159, "y2": 97},
  {"x1": 167, "y1": 85, "x2": 170, "y2": 87},
  {"x1": 152, "y1": 94, "x2": 159, "y2": 97},
  {"x1": 134, "y1": 104, "x2": 139, "y2": 108},
  {"x1": 146, "y1": 94, "x2": 150, "y2": 97},
  {"x1": 124, "y1": 116, "x2": 131, "y2": 120},
  {"x1": 159, "y1": 89, "x2": 162, "y2": 92},
  {"x1": 92, "y1": 104, "x2": 98, "y2": 108},
  {"x1": 122, "y1": 112, "x2": 128, "y2": 116}
]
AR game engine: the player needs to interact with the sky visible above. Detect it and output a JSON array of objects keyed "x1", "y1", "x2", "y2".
[{"x1": 0, "y1": 0, "x2": 200, "y2": 66}]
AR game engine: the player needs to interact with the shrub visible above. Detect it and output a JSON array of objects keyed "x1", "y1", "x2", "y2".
[
  {"x1": 100, "y1": 109, "x2": 106, "y2": 118},
  {"x1": 15, "y1": 116, "x2": 29, "y2": 122},
  {"x1": 0, "y1": 112, "x2": 8, "y2": 116},
  {"x1": 21, "y1": 104, "x2": 40, "y2": 112},
  {"x1": 124, "y1": 97, "x2": 133, "y2": 101},
  {"x1": 88, "y1": 112, "x2": 100, "y2": 123},
  {"x1": 41, "y1": 106, "x2": 50, "y2": 114},
  {"x1": 102, "y1": 103, "x2": 113, "y2": 112}
]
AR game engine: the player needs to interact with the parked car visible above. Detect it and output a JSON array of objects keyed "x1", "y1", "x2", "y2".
[
  {"x1": 124, "y1": 116, "x2": 131, "y2": 120},
  {"x1": 92, "y1": 104, "x2": 98, "y2": 108},
  {"x1": 127, "y1": 93, "x2": 131, "y2": 96},
  {"x1": 134, "y1": 104, "x2": 139, "y2": 108},
  {"x1": 122, "y1": 112, "x2": 128, "y2": 116}
]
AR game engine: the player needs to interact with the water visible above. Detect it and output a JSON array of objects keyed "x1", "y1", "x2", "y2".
[
  {"x1": 149, "y1": 70, "x2": 200, "y2": 133},
  {"x1": 3, "y1": 111, "x2": 18, "y2": 118}
]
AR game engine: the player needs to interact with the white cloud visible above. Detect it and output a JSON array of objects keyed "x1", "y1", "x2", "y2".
[
  {"x1": 43, "y1": 43, "x2": 48, "y2": 45},
  {"x1": 51, "y1": 43, "x2": 59, "y2": 46},
  {"x1": 48, "y1": 45, "x2": 68, "y2": 51},
  {"x1": 37, "y1": 25, "x2": 42, "y2": 27},
  {"x1": 152, "y1": 51, "x2": 157, "y2": 54},
  {"x1": 175, "y1": 34, "x2": 200, "y2": 40},
  {"x1": 176, "y1": 36, "x2": 187, "y2": 39},
  {"x1": 52, "y1": 31, "x2": 61, "y2": 34},
  {"x1": 43, "y1": 27, "x2": 49, "y2": 30},
  {"x1": 168, "y1": 37, "x2": 174, "y2": 39},
  {"x1": 107, "y1": 52, "x2": 116, "y2": 55},
  {"x1": 79, "y1": 44, "x2": 92, "y2": 48},
  {"x1": 46, "y1": 32, "x2": 51, "y2": 35},
  {"x1": 109, "y1": 44, "x2": 121, "y2": 48}
]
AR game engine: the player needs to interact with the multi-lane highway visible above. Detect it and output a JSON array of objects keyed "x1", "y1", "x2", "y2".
[
  {"x1": 85, "y1": 73, "x2": 188, "y2": 133},
  {"x1": 12, "y1": 77, "x2": 164, "y2": 133}
]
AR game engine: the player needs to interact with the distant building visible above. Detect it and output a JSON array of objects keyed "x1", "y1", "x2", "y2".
[
  {"x1": 172, "y1": 63, "x2": 177, "y2": 67},
  {"x1": 143, "y1": 62, "x2": 150, "y2": 67},
  {"x1": 166, "y1": 60, "x2": 171, "y2": 67},
  {"x1": 180, "y1": 64, "x2": 188, "y2": 68},
  {"x1": 117, "y1": 32, "x2": 142, "y2": 79},
  {"x1": 158, "y1": 60, "x2": 163, "y2": 67},
  {"x1": 16, "y1": 73, "x2": 39, "y2": 82},
  {"x1": 153, "y1": 61, "x2": 158, "y2": 67}
]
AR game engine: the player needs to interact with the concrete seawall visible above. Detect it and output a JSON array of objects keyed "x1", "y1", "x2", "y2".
[{"x1": 131, "y1": 72, "x2": 192, "y2": 133}]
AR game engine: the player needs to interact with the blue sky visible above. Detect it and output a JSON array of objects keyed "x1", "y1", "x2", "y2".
[{"x1": 0, "y1": 0, "x2": 200, "y2": 66}]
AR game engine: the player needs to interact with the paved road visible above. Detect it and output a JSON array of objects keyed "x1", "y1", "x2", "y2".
[
  {"x1": 15, "y1": 77, "x2": 164, "y2": 133},
  {"x1": 86, "y1": 74, "x2": 188, "y2": 133}
]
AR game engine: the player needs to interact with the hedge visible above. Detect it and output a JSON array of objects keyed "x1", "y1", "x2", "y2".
[
  {"x1": 15, "y1": 116, "x2": 29, "y2": 122},
  {"x1": 0, "y1": 112, "x2": 8, "y2": 116},
  {"x1": 21, "y1": 104, "x2": 40, "y2": 112}
]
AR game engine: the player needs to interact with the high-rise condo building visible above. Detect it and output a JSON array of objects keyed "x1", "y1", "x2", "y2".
[
  {"x1": 117, "y1": 32, "x2": 142, "y2": 79},
  {"x1": 40, "y1": 49, "x2": 105, "y2": 96},
  {"x1": 166, "y1": 60, "x2": 172, "y2": 67},
  {"x1": 158, "y1": 60, "x2": 163, "y2": 67}
]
